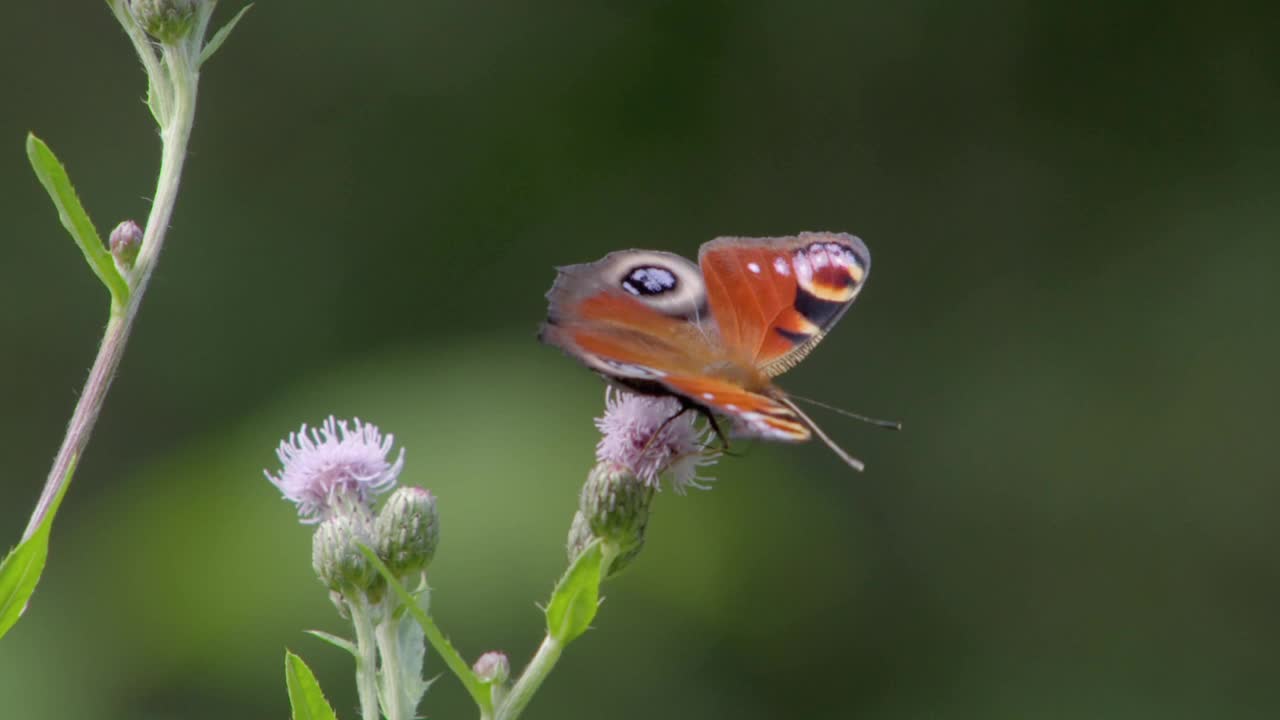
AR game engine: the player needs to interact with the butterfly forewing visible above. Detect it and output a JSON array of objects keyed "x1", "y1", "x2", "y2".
[{"x1": 698, "y1": 232, "x2": 869, "y2": 377}]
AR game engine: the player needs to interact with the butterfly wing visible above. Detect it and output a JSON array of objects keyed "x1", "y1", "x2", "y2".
[
  {"x1": 540, "y1": 249, "x2": 717, "y2": 382},
  {"x1": 540, "y1": 248, "x2": 812, "y2": 441},
  {"x1": 698, "y1": 232, "x2": 870, "y2": 377},
  {"x1": 657, "y1": 374, "x2": 811, "y2": 441}
]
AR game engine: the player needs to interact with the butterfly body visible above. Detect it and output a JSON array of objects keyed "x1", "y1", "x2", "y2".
[{"x1": 541, "y1": 232, "x2": 871, "y2": 464}]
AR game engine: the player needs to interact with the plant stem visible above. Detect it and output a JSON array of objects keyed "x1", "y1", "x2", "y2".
[
  {"x1": 375, "y1": 614, "x2": 409, "y2": 720},
  {"x1": 495, "y1": 635, "x2": 563, "y2": 720},
  {"x1": 350, "y1": 600, "x2": 382, "y2": 720},
  {"x1": 22, "y1": 31, "x2": 198, "y2": 542}
]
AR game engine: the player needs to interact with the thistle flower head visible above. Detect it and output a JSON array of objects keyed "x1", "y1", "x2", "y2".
[
  {"x1": 594, "y1": 388, "x2": 719, "y2": 492},
  {"x1": 130, "y1": 0, "x2": 199, "y2": 43},
  {"x1": 266, "y1": 416, "x2": 404, "y2": 523}
]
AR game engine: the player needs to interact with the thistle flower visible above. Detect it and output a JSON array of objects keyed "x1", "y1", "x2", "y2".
[
  {"x1": 129, "y1": 0, "x2": 199, "y2": 43},
  {"x1": 266, "y1": 416, "x2": 404, "y2": 523},
  {"x1": 594, "y1": 388, "x2": 719, "y2": 493}
]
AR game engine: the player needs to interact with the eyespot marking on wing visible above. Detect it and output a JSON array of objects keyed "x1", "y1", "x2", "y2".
[
  {"x1": 792, "y1": 240, "x2": 866, "y2": 303},
  {"x1": 621, "y1": 265, "x2": 678, "y2": 296}
]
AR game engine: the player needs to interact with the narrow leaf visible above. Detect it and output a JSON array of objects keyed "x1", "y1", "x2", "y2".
[
  {"x1": 199, "y1": 4, "x2": 253, "y2": 66},
  {"x1": 285, "y1": 651, "x2": 339, "y2": 720},
  {"x1": 25, "y1": 134, "x2": 129, "y2": 304},
  {"x1": 305, "y1": 629, "x2": 357, "y2": 657},
  {"x1": 545, "y1": 541, "x2": 604, "y2": 645},
  {"x1": 358, "y1": 545, "x2": 492, "y2": 713},
  {"x1": 0, "y1": 458, "x2": 76, "y2": 640}
]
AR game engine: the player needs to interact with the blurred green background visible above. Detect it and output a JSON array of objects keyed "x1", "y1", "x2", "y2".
[{"x1": 3, "y1": 2, "x2": 1278, "y2": 718}]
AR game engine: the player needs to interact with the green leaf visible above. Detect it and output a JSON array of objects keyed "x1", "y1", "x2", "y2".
[
  {"x1": 25, "y1": 134, "x2": 129, "y2": 305},
  {"x1": 199, "y1": 4, "x2": 253, "y2": 66},
  {"x1": 545, "y1": 540, "x2": 604, "y2": 645},
  {"x1": 285, "y1": 651, "x2": 339, "y2": 720},
  {"x1": 358, "y1": 544, "x2": 492, "y2": 714},
  {"x1": 391, "y1": 601, "x2": 431, "y2": 706},
  {"x1": 0, "y1": 458, "x2": 76, "y2": 640},
  {"x1": 305, "y1": 629, "x2": 357, "y2": 657}
]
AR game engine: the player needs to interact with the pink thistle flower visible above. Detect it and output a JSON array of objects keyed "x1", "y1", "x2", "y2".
[
  {"x1": 594, "y1": 388, "x2": 719, "y2": 493},
  {"x1": 266, "y1": 416, "x2": 405, "y2": 523}
]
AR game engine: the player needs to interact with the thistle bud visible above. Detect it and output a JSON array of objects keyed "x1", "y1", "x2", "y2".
[
  {"x1": 312, "y1": 507, "x2": 380, "y2": 599},
  {"x1": 581, "y1": 463, "x2": 653, "y2": 550},
  {"x1": 472, "y1": 651, "x2": 510, "y2": 685},
  {"x1": 573, "y1": 463, "x2": 654, "y2": 577},
  {"x1": 374, "y1": 486, "x2": 439, "y2": 579},
  {"x1": 130, "y1": 0, "x2": 199, "y2": 43},
  {"x1": 109, "y1": 220, "x2": 143, "y2": 271}
]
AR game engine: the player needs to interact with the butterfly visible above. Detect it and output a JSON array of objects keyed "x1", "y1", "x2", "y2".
[{"x1": 540, "y1": 231, "x2": 875, "y2": 470}]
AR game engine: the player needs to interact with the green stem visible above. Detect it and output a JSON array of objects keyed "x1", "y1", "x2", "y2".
[
  {"x1": 494, "y1": 635, "x2": 563, "y2": 720},
  {"x1": 360, "y1": 546, "x2": 494, "y2": 714},
  {"x1": 349, "y1": 600, "x2": 382, "y2": 720},
  {"x1": 22, "y1": 24, "x2": 199, "y2": 542},
  {"x1": 375, "y1": 614, "x2": 410, "y2": 720}
]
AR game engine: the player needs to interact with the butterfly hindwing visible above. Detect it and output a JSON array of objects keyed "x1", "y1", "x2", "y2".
[
  {"x1": 698, "y1": 232, "x2": 869, "y2": 377},
  {"x1": 657, "y1": 375, "x2": 811, "y2": 441}
]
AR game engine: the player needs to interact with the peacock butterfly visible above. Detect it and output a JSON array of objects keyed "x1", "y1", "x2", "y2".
[{"x1": 540, "y1": 231, "x2": 874, "y2": 470}]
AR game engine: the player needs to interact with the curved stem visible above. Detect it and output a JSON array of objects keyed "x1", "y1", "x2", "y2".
[
  {"x1": 494, "y1": 635, "x2": 563, "y2": 720},
  {"x1": 22, "y1": 38, "x2": 198, "y2": 541}
]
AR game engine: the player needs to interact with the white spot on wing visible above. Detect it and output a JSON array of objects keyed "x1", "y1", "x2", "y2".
[
  {"x1": 701, "y1": 392, "x2": 715, "y2": 400},
  {"x1": 773, "y1": 257, "x2": 790, "y2": 276},
  {"x1": 747, "y1": 262, "x2": 761, "y2": 274},
  {"x1": 793, "y1": 251, "x2": 814, "y2": 286}
]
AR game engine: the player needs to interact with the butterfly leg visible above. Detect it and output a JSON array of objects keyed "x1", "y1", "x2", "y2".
[
  {"x1": 635, "y1": 405, "x2": 694, "y2": 460},
  {"x1": 684, "y1": 401, "x2": 731, "y2": 452}
]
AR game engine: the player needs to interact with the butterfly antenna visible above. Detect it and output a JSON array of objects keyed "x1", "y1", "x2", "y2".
[
  {"x1": 777, "y1": 396, "x2": 866, "y2": 472},
  {"x1": 786, "y1": 393, "x2": 902, "y2": 430}
]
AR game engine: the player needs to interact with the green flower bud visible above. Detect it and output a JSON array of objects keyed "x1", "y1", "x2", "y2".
[
  {"x1": 472, "y1": 651, "x2": 510, "y2": 685},
  {"x1": 582, "y1": 463, "x2": 652, "y2": 549},
  {"x1": 312, "y1": 506, "x2": 381, "y2": 599},
  {"x1": 130, "y1": 0, "x2": 198, "y2": 43},
  {"x1": 574, "y1": 463, "x2": 654, "y2": 577},
  {"x1": 374, "y1": 486, "x2": 439, "y2": 578},
  {"x1": 109, "y1": 220, "x2": 142, "y2": 271}
]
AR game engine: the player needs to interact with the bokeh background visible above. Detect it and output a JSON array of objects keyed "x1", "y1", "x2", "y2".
[{"x1": 2, "y1": 2, "x2": 1278, "y2": 718}]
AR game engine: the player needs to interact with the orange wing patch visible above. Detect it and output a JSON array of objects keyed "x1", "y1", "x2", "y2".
[{"x1": 699, "y1": 233, "x2": 869, "y2": 377}]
